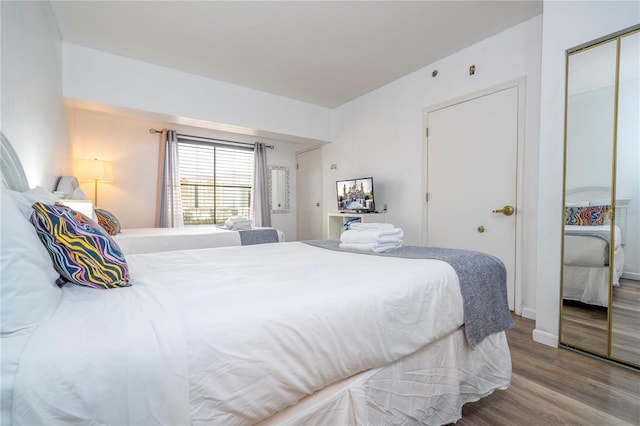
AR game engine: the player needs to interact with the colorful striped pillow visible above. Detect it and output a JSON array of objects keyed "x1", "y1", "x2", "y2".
[
  {"x1": 95, "y1": 208, "x2": 121, "y2": 235},
  {"x1": 564, "y1": 205, "x2": 611, "y2": 226},
  {"x1": 30, "y1": 202, "x2": 130, "y2": 289}
]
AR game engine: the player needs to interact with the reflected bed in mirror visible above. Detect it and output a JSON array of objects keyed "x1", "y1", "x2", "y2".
[
  {"x1": 268, "y1": 165, "x2": 289, "y2": 214},
  {"x1": 561, "y1": 187, "x2": 618, "y2": 357},
  {"x1": 562, "y1": 186, "x2": 628, "y2": 308}
]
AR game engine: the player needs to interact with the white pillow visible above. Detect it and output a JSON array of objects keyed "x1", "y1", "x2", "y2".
[
  {"x1": 9, "y1": 186, "x2": 59, "y2": 219},
  {"x1": 1, "y1": 189, "x2": 61, "y2": 335},
  {"x1": 70, "y1": 186, "x2": 87, "y2": 200}
]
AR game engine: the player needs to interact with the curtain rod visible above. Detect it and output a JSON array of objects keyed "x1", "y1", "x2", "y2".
[{"x1": 149, "y1": 128, "x2": 274, "y2": 149}]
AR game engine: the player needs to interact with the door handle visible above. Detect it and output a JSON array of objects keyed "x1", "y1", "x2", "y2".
[
  {"x1": 316, "y1": 202, "x2": 320, "y2": 207},
  {"x1": 492, "y1": 205, "x2": 515, "y2": 216}
]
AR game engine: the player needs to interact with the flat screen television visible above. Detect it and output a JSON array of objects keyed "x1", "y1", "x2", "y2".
[{"x1": 336, "y1": 177, "x2": 375, "y2": 213}]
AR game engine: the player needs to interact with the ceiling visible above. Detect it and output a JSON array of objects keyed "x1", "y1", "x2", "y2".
[{"x1": 50, "y1": 1, "x2": 542, "y2": 108}]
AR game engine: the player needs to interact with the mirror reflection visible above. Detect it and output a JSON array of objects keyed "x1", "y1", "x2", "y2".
[
  {"x1": 560, "y1": 27, "x2": 640, "y2": 368},
  {"x1": 611, "y1": 30, "x2": 640, "y2": 366},
  {"x1": 561, "y1": 39, "x2": 617, "y2": 357},
  {"x1": 268, "y1": 165, "x2": 290, "y2": 214}
]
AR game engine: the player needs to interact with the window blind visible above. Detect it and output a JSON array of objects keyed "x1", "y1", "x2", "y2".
[{"x1": 177, "y1": 140, "x2": 253, "y2": 225}]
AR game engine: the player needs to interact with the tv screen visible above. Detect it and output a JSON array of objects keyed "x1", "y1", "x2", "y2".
[{"x1": 336, "y1": 177, "x2": 375, "y2": 212}]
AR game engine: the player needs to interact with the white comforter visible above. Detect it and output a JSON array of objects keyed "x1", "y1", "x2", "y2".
[{"x1": 12, "y1": 242, "x2": 465, "y2": 425}]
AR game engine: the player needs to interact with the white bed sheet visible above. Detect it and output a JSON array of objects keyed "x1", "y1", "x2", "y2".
[
  {"x1": 11, "y1": 276, "x2": 190, "y2": 425},
  {"x1": 114, "y1": 225, "x2": 284, "y2": 254},
  {"x1": 12, "y1": 242, "x2": 469, "y2": 425}
]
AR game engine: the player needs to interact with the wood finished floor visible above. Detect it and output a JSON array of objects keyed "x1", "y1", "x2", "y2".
[
  {"x1": 561, "y1": 278, "x2": 640, "y2": 365},
  {"x1": 612, "y1": 278, "x2": 640, "y2": 364},
  {"x1": 453, "y1": 315, "x2": 640, "y2": 426}
]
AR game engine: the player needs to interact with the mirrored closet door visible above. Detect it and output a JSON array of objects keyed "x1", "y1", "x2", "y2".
[{"x1": 560, "y1": 24, "x2": 639, "y2": 368}]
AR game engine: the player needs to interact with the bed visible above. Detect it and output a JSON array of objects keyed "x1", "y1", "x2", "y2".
[
  {"x1": 113, "y1": 225, "x2": 285, "y2": 254},
  {"x1": 54, "y1": 177, "x2": 285, "y2": 255},
  {"x1": 563, "y1": 187, "x2": 628, "y2": 307},
  {"x1": 1, "y1": 134, "x2": 513, "y2": 425}
]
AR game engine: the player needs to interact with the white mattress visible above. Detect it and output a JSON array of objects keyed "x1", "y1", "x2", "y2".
[
  {"x1": 114, "y1": 225, "x2": 284, "y2": 254},
  {"x1": 11, "y1": 242, "x2": 480, "y2": 425}
]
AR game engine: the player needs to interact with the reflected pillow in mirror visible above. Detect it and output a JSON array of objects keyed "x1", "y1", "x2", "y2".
[{"x1": 564, "y1": 205, "x2": 611, "y2": 226}]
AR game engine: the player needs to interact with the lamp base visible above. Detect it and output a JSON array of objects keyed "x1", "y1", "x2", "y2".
[{"x1": 93, "y1": 179, "x2": 98, "y2": 207}]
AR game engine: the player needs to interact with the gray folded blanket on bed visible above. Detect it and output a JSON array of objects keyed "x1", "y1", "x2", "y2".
[
  {"x1": 239, "y1": 228, "x2": 280, "y2": 245},
  {"x1": 303, "y1": 239, "x2": 514, "y2": 347}
]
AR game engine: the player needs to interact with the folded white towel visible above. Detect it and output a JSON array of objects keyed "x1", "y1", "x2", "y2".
[
  {"x1": 339, "y1": 241, "x2": 403, "y2": 253},
  {"x1": 224, "y1": 216, "x2": 252, "y2": 230},
  {"x1": 227, "y1": 224, "x2": 252, "y2": 230},
  {"x1": 340, "y1": 228, "x2": 404, "y2": 244},
  {"x1": 349, "y1": 222, "x2": 394, "y2": 230},
  {"x1": 226, "y1": 216, "x2": 251, "y2": 223},
  {"x1": 225, "y1": 225, "x2": 252, "y2": 230},
  {"x1": 225, "y1": 220, "x2": 252, "y2": 227}
]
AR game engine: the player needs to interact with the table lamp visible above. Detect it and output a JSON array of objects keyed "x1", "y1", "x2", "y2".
[{"x1": 76, "y1": 158, "x2": 113, "y2": 207}]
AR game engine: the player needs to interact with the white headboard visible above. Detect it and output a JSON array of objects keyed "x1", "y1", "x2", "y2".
[
  {"x1": 1, "y1": 132, "x2": 29, "y2": 192},
  {"x1": 566, "y1": 185, "x2": 630, "y2": 244}
]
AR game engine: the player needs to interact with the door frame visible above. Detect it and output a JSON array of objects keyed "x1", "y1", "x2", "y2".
[{"x1": 421, "y1": 78, "x2": 526, "y2": 315}]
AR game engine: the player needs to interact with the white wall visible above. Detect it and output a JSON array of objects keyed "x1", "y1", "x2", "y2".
[
  {"x1": 63, "y1": 42, "x2": 328, "y2": 241},
  {"x1": 566, "y1": 87, "x2": 615, "y2": 189},
  {"x1": 617, "y1": 77, "x2": 640, "y2": 278},
  {"x1": 1, "y1": 1, "x2": 71, "y2": 189},
  {"x1": 535, "y1": 0, "x2": 640, "y2": 346},
  {"x1": 68, "y1": 108, "x2": 299, "y2": 240},
  {"x1": 328, "y1": 16, "x2": 542, "y2": 315},
  {"x1": 63, "y1": 43, "x2": 333, "y2": 144}
]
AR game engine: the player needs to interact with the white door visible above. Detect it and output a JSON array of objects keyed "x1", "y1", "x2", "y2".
[
  {"x1": 425, "y1": 86, "x2": 518, "y2": 309},
  {"x1": 296, "y1": 148, "x2": 323, "y2": 240}
]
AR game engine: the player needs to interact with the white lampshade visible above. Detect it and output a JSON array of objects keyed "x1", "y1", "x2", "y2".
[
  {"x1": 76, "y1": 158, "x2": 113, "y2": 182},
  {"x1": 75, "y1": 158, "x2": 113, "y2": 207}
]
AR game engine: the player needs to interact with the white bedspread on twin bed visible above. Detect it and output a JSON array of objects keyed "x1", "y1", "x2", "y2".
[
  {"x1": 563, "y1": 225, "x2": 621, "y2": 266},
  {"x1": 114, "y1": 225, "x2": 284, "y2": 254},
  {"x1": 11, "y1": 242, "x2": 465, "y2": 425}
]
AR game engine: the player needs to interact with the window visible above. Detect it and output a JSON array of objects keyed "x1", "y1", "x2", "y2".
[{"x1": 177, "y1": 139, "x2": 253, "y2": 225}]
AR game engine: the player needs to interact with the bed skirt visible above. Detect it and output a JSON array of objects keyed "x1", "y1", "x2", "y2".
[
  {"x1": 563, "y1": 245, "x2": 624, "y2": 307},
  {"x1": 258, "y1": 327, "x2": 511, "y2": 426}
]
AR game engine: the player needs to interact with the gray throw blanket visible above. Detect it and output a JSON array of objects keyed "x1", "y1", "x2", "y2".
[
  {"x1": 303, "y1": 239, "x2": 513, "y2": 347},
  {"x1": 239, "y1": 228, "x2": 280, "y2": 245}
]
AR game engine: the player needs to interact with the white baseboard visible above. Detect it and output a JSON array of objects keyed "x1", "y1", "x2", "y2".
[
  {"x1": 532, "y1": 328, "x2": 558, "y2": 348},
  {"x1": 622, "y1": 271, "x2": 639, "y2": 281},
  {"x1": 520, "y1": 307, "x2": 536, "y2": 320}
]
